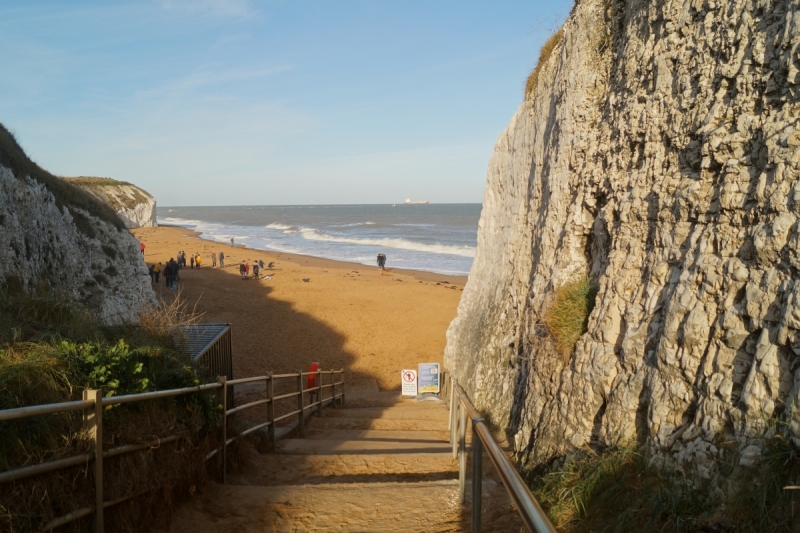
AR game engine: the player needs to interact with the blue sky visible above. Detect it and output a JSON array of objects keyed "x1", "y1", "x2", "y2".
[{"x1": 0, "y1": 0, "x2": 570, "y2": 206}]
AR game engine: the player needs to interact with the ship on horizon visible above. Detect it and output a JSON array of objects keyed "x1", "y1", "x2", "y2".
[{"x1": 403, "y1": 198, "x2": 429, "y2": 205}]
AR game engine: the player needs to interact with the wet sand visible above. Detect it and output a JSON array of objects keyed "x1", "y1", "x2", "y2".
[{"x1": 131, "y1": 226, "x2": 465, "y2": 390}]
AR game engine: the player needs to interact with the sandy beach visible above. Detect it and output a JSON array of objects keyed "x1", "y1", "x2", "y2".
[{"x1": 131, "y1": 225, "x2": 465, "y2": 390}]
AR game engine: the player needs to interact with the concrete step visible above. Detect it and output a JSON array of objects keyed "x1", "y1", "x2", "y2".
[
  {"x1": 324, "y1": 406, "x2": 449, "y2": 420},
  {"x1": 165, "y1": 480, "x2": 465, "y2": 532},
  {"x1": 307, "y1": 416, "x2": 448, "y2": 432},
  {"x1": 304, "y1": 428, "x2": 449, "y2": 443},
  {"x1": 227, "y1": 452, "x2": 458, "y2": 486},
  {"x1": 277, "y1": 437, "x2": 453, "y2": 455}
]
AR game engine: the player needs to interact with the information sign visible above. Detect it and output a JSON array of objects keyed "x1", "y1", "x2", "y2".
[
  {"x1": 418, "y1": 363, "x2": 440, "y2": 394},
  {"x1": 401, "y1": 369, "x2": 418, "y2": 396}
]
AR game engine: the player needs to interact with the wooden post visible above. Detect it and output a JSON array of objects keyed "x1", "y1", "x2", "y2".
[
  {"x1": 296, "y1": 371, "x2": 306, "y2": 437},
  {"x1": 317, "y1": 368, "x2": 323, "y2": 417},
  {"x1": 458, "y1": 403, "x2": 467, "y2": 504},
  {"x1": 217, "y1": 376, "x2": 228, "y2": 484},
  {"x1": 83, "y1": 389, "x2": 103, "y2": 532},
  {"x1": 341, "y1": 368, "x2": 346, "y2": 405},
  {"x1": 266, "y1": 372, "x2": 275, "y2": 443},
  {"x1": 330, "y1": 371, "x2": 336, "y2": 408}
]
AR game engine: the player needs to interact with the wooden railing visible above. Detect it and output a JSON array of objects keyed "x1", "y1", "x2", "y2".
[
  {"x1": 0, "y1": 368, "x2": 344, "y2": 532},
  {"x1": 440, "y1": 371, "x2": 557, "y2": 533}
]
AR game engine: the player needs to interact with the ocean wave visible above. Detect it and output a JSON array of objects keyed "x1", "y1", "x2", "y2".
[
  {"x1": 265, "y1": 223, "x2": 294, "y2": 231},
  {"x1": 297, "y1": 228, "x2": 475, "y2": 257}
]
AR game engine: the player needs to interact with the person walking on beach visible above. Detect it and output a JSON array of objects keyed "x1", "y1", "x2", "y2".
[
  {"x1": 377, "y1": 253, "x2": 386, "y2": 270},
  {"x1": 245, "y1": 262, "x2": 250, "y2": 279},
  {"x1": 154, "y1": 262, "x2": 162, "y2": 283},
  {"x1": 239, "y1": 261, "x2": 246, "y2": 280},
  {"x1": 230, "y1": 237, "x2": 234, "y2": 248},
  {"x1": 195, "y1": 253, "x2": 202, "y2": 268},
  {"x1": 164, "y1": 261, "x2": 174, "y2": 289},
  {"x1": 253, "y1": 262, "x2": 260, "y2": 280},
  {"x1": 219, "y1": 251, "x2": 225, "y2": 268},
  {"x1": 211, "y1": 250, "x2": 217, "y2": 268},
  {"x1": 148, "y1": 264, "x2": 155, "y2": 283},
  {"x1": 190, "y1": 254, "x2": 195, "y2": 269},
  {"x1": 140, "y1": 242, "x2": 146, "y2": 256}
]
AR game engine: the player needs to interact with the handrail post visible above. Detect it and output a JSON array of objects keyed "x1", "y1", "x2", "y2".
[
  {"x1": 317, "y1": 368, "x2": 323, "y2": 417},
  {"x1": 341, "y1": 368, "x2": 346, "y2": 405},
  {"x1": 83, "y1": 389, "x2": 103, "y2": 533},
  {"x1": 217, "y1": 376, "x2": 228, "y2": 484},
  {"x1": 330, "y1": 370, "x2": 336, "y2": 408},
  {"x1": 266, "y1": 372, "x2": 275, "y2": 444},
  {"x1": 296, "y1": 371, "x2": 306, "y2": 437},
  {"x1": 448, "y1": 377, "x2": 455, "y2": 433},
  {"x1": 472, "y1": 417, "x2": 484, "y2": 532},
  {"x1": 458, "y1": 402, "x2": 467, "y2": 504}
]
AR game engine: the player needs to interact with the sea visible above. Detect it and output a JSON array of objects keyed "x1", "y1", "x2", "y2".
[{"x1": 157, "y1": 204, "x2": 482, "y2": 276}]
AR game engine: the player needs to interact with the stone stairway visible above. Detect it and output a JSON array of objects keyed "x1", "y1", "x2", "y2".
[{"x1": 163, "y1": 384, "x2": 522, "y2": 532}]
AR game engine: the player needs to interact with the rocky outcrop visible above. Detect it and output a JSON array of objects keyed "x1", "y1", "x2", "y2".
[
  {"x1": 66, "y1": 177, "x2": 157, "y2": 228},
  {"x1": 446, "y1": 0, "x2": 800, "y2": 487}
]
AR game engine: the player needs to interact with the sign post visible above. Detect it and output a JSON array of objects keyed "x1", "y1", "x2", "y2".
[
  {"x1": 418, "y1": 363, "x2": 440, "y2": 394},
  {"x1": 401, "y1": 369, "x2": 418, "y2": 397}
]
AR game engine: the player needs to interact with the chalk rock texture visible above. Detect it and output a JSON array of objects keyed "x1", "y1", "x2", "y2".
[
  {"x1": 445, "y1": 0, "x2": 800, "y2": 485},
  {"x1": 0, "y1": 166, "x2": 156, "y2": 324},
  {"x1": 66, "y1": 178, "x2": 157, "y2": 228}
]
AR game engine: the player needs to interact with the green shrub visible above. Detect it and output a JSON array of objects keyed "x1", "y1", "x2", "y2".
[{"x1": 544, "y1": 276, "x2": 597, "y2": 357}]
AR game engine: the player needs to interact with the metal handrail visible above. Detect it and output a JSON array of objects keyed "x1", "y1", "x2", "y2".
[{"x1": 446, "y1": 375, "x2": 557, "y2": 533}]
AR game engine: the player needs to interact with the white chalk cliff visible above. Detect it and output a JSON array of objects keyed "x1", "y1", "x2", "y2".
[
  {"x1": 0, "y1": 129, "x2": 156, "y2": 325},
  {"x1": 66, "y1": 177, "x2": 157, "y2": 228},
  {"x1": 445, "y1": 0, "x2": 800, "y2": 488}
]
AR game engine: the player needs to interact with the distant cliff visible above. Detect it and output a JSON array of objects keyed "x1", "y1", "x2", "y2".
[
  {"x1": 446, "y1": 0, "x2": 800, "y2": 490},
  {"x1": 65, "y1": 177, "x2": 157, "y2": 228},
  {"x1": 0, "y1": 125, "x2": 156, "y2": 324}
]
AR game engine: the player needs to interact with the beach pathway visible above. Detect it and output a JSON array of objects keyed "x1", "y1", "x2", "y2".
[{"x1": 162, "y1": 384, "x2": 522, "y2": 532}]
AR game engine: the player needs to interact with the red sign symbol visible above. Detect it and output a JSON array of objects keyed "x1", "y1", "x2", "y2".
[{"x1": 402, "y1": 371, "x2": 416, "y2": 382}]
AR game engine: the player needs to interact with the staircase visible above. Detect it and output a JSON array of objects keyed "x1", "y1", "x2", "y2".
[{"x1": 164, "y1": 383, "x2": 521, "y2": 532}]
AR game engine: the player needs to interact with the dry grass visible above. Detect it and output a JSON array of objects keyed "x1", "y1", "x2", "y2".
[
  {"x1": 543, "y1": 276, "x2": 596, "y2": 357},
  {"x1": 525, "y1": 28, "x2": 564, "y2": 98}
]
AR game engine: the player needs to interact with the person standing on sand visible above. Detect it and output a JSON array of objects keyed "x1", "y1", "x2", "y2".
[
  {"x1": 195, "y1": 254, "x2": 202, "y2": 268},
  {"x1": 219, "y1": 251, "x2": 225, "y2": 268},
  {"x1": 190, "y1": 254, "x2": 195, "y2": 269},
  {"x1": 245, "y1": 262, "x2": 250, "y2": 279},
  {"x1": 377, "y1": 253, "x2": 386, "y2": 270},
  {"x1": 154, "y1": 262, "x2": 162, "y2": 283},
  {"x1": 253, "y1": 262, "x2": 260, "y2": 280},
  {"x1": 164, "y1": 261, "x2": 174, "y2": 288},
  {"x1": 148, "y1": 264, "x2": 155, "y2": 283},
  {"x1": 211, "y1": 250, "x2": 217, "y2": 268},
  {"x1": 140, "y1": 242, "x2": 145, "y2": 256},
  {"x1": 230, "y1": 237, "x2": 234, "y2": 248},
  {"x1": 239, "y1": 261, "x2": 246, "y2": 280}
]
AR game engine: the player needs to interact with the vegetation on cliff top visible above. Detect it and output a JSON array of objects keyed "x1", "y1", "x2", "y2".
[
  {"x1": 525, "y1": 27, "x2": 564, "y2": 98},
  {"x1": 0, "y1": 124, "x2": 125, "y2": 231},
  {"x1": 65, "y1": 176, "x2": 153, "y2": 211}
]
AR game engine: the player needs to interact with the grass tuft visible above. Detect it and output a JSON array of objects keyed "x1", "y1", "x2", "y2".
[
  {"x1": 532, "y1": 444, "x2": 712, "y2": 532},
  {"x1": 525, "y1": 28, "x2": 564, "y2": 98},
  {"x1": 543, "y1": 276, "x2": 597, "y2": 357}
]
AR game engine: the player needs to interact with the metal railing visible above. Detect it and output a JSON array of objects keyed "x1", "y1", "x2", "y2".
[
  {"x1": 0, "y1": 367, "x2": 344, "y2": 532},
  {"x1": 441, "y1": 371, "x2": 557, "y2": 533}
]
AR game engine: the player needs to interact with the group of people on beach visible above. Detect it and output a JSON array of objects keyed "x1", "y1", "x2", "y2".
[
  {"x1": 239, "y1": 259, "x2": 272, "y2": 280},
  {"x1": 148, "y1": 257, "x2": 181, "y2": 289}
]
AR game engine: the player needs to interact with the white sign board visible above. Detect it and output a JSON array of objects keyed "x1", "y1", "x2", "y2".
[{"x1": 401, "y1": 369, "x2": 418, "y2": 396}]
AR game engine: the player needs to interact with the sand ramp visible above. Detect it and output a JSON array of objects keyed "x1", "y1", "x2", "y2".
[{"x1": 163, "y1": 388, "x2": 521, "y2": 532}]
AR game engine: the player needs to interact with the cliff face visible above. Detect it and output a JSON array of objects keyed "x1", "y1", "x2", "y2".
[
  {"x1": 0, "y1": 128, "x2": 156, "y2": 325},
  {"x1": 66, "y1": 177, "x2": 157, "y2": 228},
  {"x1": 446, "y1": 0, "x2": 800, "y2": 485}
]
